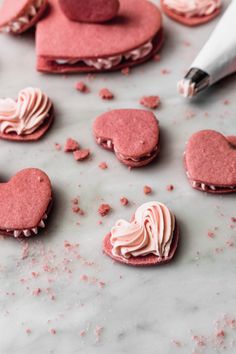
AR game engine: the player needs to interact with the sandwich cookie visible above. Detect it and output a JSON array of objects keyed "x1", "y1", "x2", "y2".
[
  {"x1": 103, "y1": 201, "x2": 179, "y2": 266},
  {"x1": 0, "y1": 168, "x2": 52, "y2": 238},
  {"x1": 0, "y1": 87, "x2": 53, "y2": 141},
  {"x1": 93, "y1": 109, "x2": 160, "y2": 167},
  {"x1": 0, "y1": 0, "x2": 48, "y2": 34},
  {"x1": 185, "y1": 130, "x2": 236, "y2": 193},
  {"x1": 36, "y1": 0, "x2": 163, "y2": 73},
  {"x1": 161, "y1": 0, "x2": 221, "y2": 26}
]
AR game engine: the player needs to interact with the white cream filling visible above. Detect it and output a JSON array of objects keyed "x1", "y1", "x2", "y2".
[
  {"x1": 96, "y1": 137, "x2": 158, "y2": 162},
  {"x1": 1, "y1": 0, "x2": 44, "y2": 33},
  {"x1": 191, "y1": 181, "x2": 236, "y2": 191},
  {"x1": 5, "y1": 213, "x2": 48, "y2": 238},
  {"x1": 54, "y1": 41, "x2": 153, "y2": 70}
]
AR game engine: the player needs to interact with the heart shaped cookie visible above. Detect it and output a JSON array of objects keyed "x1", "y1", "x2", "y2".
[
  {"x1": 59, "y1": 0, "x2": 120, "y2": 23},
  {"x1": 36, "y1": 0, "x2": 163, "y2": 73},
  {"x1": 103, "y1": 201, "x2": 179, "y2": 266},
  {"x1": 0, "y1": 87, "x2": 53, "y2": 142},
  {"x1": 0, "y1": 0, "x2": 48, "y2": 34},
  {"x1": 93, "y1": 109, "x2": 160, "y2": 167},
  {"x1": 160, "y1": 0, "x2": 221, "y2": 27},
  {"x1": 0, "y1": 168, "x2": 52, "y2": 238},
  {"x1": 184, "y1": 130, "x2": 236, "y2": 193}
]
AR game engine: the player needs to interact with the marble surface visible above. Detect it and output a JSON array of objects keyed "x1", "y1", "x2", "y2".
[{"x1": 0, "y1": 1, "x2": 236, "y2": 353}]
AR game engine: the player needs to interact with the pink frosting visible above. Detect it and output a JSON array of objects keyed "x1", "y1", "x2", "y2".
[
  {"x1": 163, "y1": 0, "x2": 221, "y2": 17},
  {"x1": 110, "y1": 201, "x2": 175, "y2": 260},
  {"x1": 0, "y1": 87, "x2": 52, "y2": 135}
]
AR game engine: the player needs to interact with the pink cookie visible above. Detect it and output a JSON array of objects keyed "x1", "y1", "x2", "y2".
[
  {"x1": 160, "y1": 0, "x2": 221, "y2": 27},
  {"x1": 93, "y1": 109, "x2": 160, "y2": 167},
  {"x1": 103, "y1": 201, "x2": 179, "y2": 267},
  {"x1": 0, "y1": 0, "x2": 48, "y2": 34},
  {"x1": 185, "y1": 130, "x2": 236, "y2": 193},
  {"x1": 36, "y1": 0, "x2": 163, "y2": 73},
  {"x1": 59, "y1": 0, "x2": 120, "y2": 23},
  {"x1": 0, "y1": 168, "x2": 52, "y2": 238},
  {"x1": 0, "y1": 87, "x2": 53, "y2": 142}
]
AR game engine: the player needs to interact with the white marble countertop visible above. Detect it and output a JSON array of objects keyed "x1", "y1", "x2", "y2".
[{"x1": 0, "y1": 1, "x2": 236, "y2": 353}]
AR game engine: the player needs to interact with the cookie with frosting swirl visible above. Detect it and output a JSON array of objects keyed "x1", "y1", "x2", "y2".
[
  {"x1": 103, "y1": 201, "x2": 179, "y2": 266},
  {"x1": 0, "y1": 87, "x2": 53, "y2": 141}
]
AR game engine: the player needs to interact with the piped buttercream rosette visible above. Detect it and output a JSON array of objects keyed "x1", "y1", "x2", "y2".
[{"x1": 103, "y1": 201, "x2": 179, "y2": 266}]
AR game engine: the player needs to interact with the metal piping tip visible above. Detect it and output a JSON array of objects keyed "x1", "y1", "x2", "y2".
[{"x1": 177, "y1": 68, "x2": 210, "y2": 98}]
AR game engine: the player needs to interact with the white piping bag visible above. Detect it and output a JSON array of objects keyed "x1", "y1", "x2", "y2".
[{"x1": 178, "y1": 0, "x2": 236, "y2": 98}]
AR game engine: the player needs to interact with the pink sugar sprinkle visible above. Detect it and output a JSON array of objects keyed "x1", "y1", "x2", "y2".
[
  {"x1": 95, "y1": 326, "x2": 104, "y2": 342},
  {"x1": 160, "y1": 68, "x2": 170, "y2": 75},
  {"x1": 98, "y1": 162, "x2": 108, "y2": 170},
  {"x1": 121, "y1": 67, "x2": 130, "y2": 75},
  {"x1": 98, "y1": 281, "x2": 106, "y2": 288},
  {"x1": 166, "y1": 184, "x2": 174, "y2": 191},
  {"x1": 32, "y1": 288, "x2": 41, "y2": 296},
  {"x1": 208, "y1": 231, "x2": 215, "y2": 238},
  {"x1": 120, "y1": 197, "x2": 129, "y2": 206},
  {"x1": 80, "y1": 274, "x2": 88, "y2": 282},
  {"x1": 99, "y1": 88, "x2": 114, "y2": 100},
  {"x1": 80, "y1": 330, "x2": 86, "y2": 337},
  {"x1": 54, "y1": 143, "x2": 62, "y2": 151}
]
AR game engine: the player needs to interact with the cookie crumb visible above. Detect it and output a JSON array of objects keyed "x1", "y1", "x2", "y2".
[
  {"x1": 25, "y1": 328, "x2": 32, "y2": 335},
  {"x1": 120, "y1": 197, "x2": 129, "y2": 206},
  {"x1": 208, "y1": 231, "x2": 215, "y2": 238},
  {"x1": 140, "y1": 96, "x2": 160, "y2": 109},
  {"x1": 121, "y1": 67, "x2": 130, "y2": 76},
  {"x1": 153, "y1": 54, "x2": 161, "y2": 61},
  {"x1": 54, "y1": 143, "x2": 62, "y2": 151},
  {"x1": 73, "y1": 149, "x2": 90, "y2": 161},
  {"x1": 64, "y1": 138, "x2": 80, "y2": 152},
  {"x1": 98, "y1": 204, "x2": 111, "y2": 217},
  {"x1": 99, "y1": 88, "x2": 114, "y2": 100},
  {"x1": 99, "y1": 162, "x2": 108, "y2": 170},
  {"x1": 75, "y1": 81, "x2": 89, "y2": 93},
  {"x1": 160, "y1": 68, "x2": 170, "y2": 75},
  {"x1": 143, "y1": 185, "x2": 152, "y2": 195},
  {"x1": 166, "y1": 184, "x2": 174, "y2": 191},
  {"x1": 50, "y1": 329, "x2": 56, "y2": 335},
  {"x1": 32, "y1": 288, "x2": 41, "y2": 296}
]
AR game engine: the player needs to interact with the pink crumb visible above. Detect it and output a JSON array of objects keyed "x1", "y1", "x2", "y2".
[
  {"x1": 153, "y1": 54, "x2": 161, "y2": 61},
  {"x1": 166, "y1": 184, "x2": 174, "y2": 191},
  {"x1": 171, "y1": 339, "x2": 182, "y2": 347},
  {"x1": 121, "y1": 67, "x2": 130, "y2": 75},
  {"x1": 140, "y1": 96, "x2": 160, "y2": 109},
  {"x1": 54, "y1": 143, "x2": 62, "y2": 151},
  {"x1": 50, "y1": 329, "x2": 56, "y2": 335},
  {"x1": 98, "y1": 281, "x2": 106, "y2": 288},
  {"x1": 98, "y1": 204, "x2": 112, "y2": 217},
  {"x1": 231, "y1": 217, "x2": 236, "y2": 223},
  {"x1": 99, "y1": 88, "x2": 114, "y2": 100},
  {"x1": 21, "y1": 242, "x2": 29, "y2": 260},
  {"x1": 80, "y1": 330, "x2": 86, "y2": 337},
  {"x1": 160, "y1": 68, "x2": 170, "y2": 75},
  {"x1": 80, "y1": 274, "x2": 88, "y2": 282},
  {"x1": 223, "y1": 99, "x2": 230, "y2": 105},
  {"x1": 32, "y1": 288, "x2": 41, "y2": 296},
  {"x1": 226, "y1": 240, "x2": 234, "y2": 247},
  {"x1": 143, "y1": 185, "x2": 152, "y2": 195},
  {"x1": 120, "y1": 197, "x2": 129, "y2": 206},
  {"x1": 25, "y1": 328, "x2": 32, "y2": 335},
  {"x1": 208, "y1": 231, "x2": 215, "y2": 238},
  {"x1": 75, "y1": 81, "x2": 89, "y2": 93},
  {"x1": 216, "y1": 330, "x2": 225, "y2": 338},
  {"x1": 98, "y1": 162, "x2": 108, "y2": 170},
  {"x1": 95, "y1": 326, "x2": 104, "y2": 342},
  {"x1": 73, "y1": 149, "x2": 90, "y2": 161},
  {"x1": 64, "y1": 138, "x2": 80, "y2": 152}
]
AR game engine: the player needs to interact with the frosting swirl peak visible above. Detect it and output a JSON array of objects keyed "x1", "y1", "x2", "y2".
[
  {"x1": 110, "y1": 201, "x2": 175, "y2": 260},
  {"x1": 0, "y1": 87, "x2": 52, "y2": 136},
  {"x1": 163, "y1": 0, "x2": 221, "y2": 18}
]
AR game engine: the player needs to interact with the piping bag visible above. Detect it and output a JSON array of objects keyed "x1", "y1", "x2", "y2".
[{"x1": 178, "y1": 0, "x2": 236, "y2": 98}]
